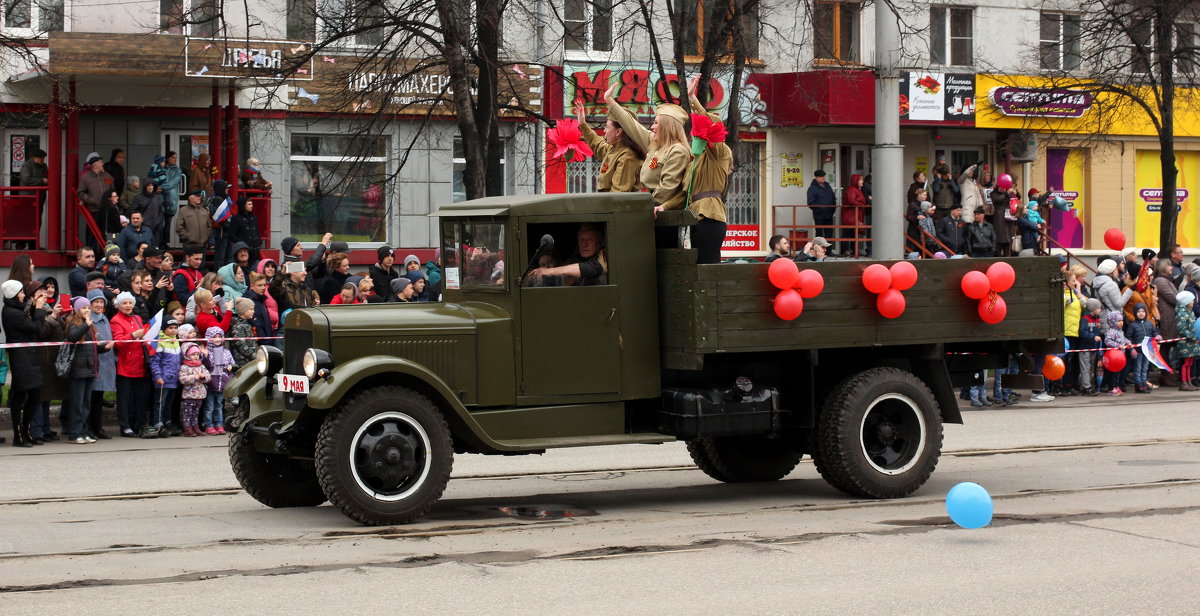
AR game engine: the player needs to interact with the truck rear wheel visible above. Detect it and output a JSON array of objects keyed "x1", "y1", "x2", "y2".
[
  {"x1": 315, "y1": 386, "x2": 453, "y2": 526},
  {"x1": 687, "y1": 436, "x2": 802, "y2": 483},
  {"x1": 813, "y1": 367, "x2": 942, "y2": 499},
  {"x1": 229, "y1": 416, "x2": 326, "y2": 508}
]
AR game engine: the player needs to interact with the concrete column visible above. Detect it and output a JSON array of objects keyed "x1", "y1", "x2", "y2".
[{"x1": 871, "y1": 2, "x2": 904, "y2": 260}]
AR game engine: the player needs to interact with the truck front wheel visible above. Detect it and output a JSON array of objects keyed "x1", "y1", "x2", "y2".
[
  {"x1": 315, "y1": 386, "x2": 454, "y2": 526},
  {"x1": 813, "y1": 367, "x2": 942, "y2": 499},
  {"x1": 228, "y1": 411, "x2": 327, "y2": 508},
  {"x1": 687, "y1": 436, "x2": 802, "y2": 483}
]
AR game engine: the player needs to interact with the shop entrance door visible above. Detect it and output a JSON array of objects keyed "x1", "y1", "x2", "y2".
[
  {"x1": 817, "y1": 143, "x2": 840, "y2": 190},
  {"x1": 939, "y1": 147, "x2": 986, "y2": 178},
  {"x1": 5, "y1": 130, "x2": 47, "y2": 187},
  {"x1": 4, "y1": 129, "x2": 49, "y2": 247}
]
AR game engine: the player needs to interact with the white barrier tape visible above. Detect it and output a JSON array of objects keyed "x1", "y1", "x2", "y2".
[{"x1": 0, "y1": 336, "x2": 281, "y2": 350}]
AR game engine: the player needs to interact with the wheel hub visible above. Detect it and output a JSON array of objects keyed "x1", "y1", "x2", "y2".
[
  {"x1": 858, "y1": 393, "x2": 927, "y2": 476},
  {"x1": 353, "y1": 415, "x2": 428, "y2": 498}
]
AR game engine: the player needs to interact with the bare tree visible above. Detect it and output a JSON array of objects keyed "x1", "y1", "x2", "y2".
[{"x1": 1012, "y1": 0, "x2": 1200, "y2": 255}]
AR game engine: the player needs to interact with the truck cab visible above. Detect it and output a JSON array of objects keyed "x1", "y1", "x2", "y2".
[{"x1": 227, "y1": 192, "x2": 1062, "y2": 526}]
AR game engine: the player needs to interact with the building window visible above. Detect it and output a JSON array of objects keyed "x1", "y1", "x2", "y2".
[
  {"x1": 681, "y1": 0, "x2": 760, "y2": 60},
  {"x1": 1128, "y1": 18, "x2": 1154, "y2": 76},
  {"x1": 289, "y1": 134, "x2": 389, "y2": 242},
  {"x1": 160, "y1": 0, "x2": 218, "y2": 36},
  {"x1": 1178, "y1": 23, "x2": 1197, "y2": 77},
  {"x1": 287, "y1": 0, "x2": 316, "y2": 41},
  {"x1": 2, "y1": 0, "x2": 64, "y2": 34},
  {"x1": 453, "y1": 137, "x2": 507, "y2": 203},
  {"x1": 930, "y1": 6, "x2": 972, "y2": 66},
  {"x1": 565, "y1": 0, "x2": 612, "y2": 52},
  {"x1": 317, "y1": 0, "x2": 390, "y2": 46},
  {"x1": 813, "y1": 0, "x2": 860, "y2": 63},
  {"x1": 1039, "y1": 12, "x2": 1081, "y2": 71}
]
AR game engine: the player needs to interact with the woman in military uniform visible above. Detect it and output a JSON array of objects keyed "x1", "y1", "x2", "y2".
[
  {"x1": 681, "y1": 76, "x2": 734, "y2": 264},
  {"x1": 603, "y1": 84, "x2": 691, "y2": 214},
  {"x1": 574, "y1": 100, "x2": 644, "y2": 192}
]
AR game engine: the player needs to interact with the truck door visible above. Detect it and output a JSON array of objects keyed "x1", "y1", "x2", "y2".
[{"x1": 519, "y1": 222, "x2": 621, "y2": 397}]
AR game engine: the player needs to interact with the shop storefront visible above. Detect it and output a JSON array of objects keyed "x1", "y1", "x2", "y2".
[{"x1": 975, "y1": 74, "x2": 1200, "y2": 251}]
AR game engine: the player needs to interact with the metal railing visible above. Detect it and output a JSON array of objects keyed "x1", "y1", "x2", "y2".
[
  {"x1": 772, "y1": 204, "x2": 871, "y2": 257},
  {"x1": 0, "y1": 186, "x2": 45, "y2": 249}
]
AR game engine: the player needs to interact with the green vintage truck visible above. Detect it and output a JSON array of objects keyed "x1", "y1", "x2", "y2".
[{"x1": 226, "y1": 192, "x2": 1063, "y2": 525}]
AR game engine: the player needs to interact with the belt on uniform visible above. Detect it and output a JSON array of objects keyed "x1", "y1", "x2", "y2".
[{"x1": 691, "y1": 191, "x2": 723, "y2": 202}]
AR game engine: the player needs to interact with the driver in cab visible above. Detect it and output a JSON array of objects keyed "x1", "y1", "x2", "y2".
[{"x1": 526, "y1": 224, "x2": 607, "y2": 286}]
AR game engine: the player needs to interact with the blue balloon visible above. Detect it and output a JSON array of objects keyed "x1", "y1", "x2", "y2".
[{"x1": 946, "y1": 482, "x2": 993, "y2": 529}]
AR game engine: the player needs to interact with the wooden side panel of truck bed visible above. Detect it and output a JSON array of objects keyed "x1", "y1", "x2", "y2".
[{"x1": 658, "y1": 254, "x2": 1063, "y2": 371}]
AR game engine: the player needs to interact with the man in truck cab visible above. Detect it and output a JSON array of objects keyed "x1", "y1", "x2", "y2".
[{"x1": 526, "y1": 224, "x2": 608, "y2": 286}]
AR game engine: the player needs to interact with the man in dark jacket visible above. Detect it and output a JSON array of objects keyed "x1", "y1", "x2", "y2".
[
  {"x1": 68, "y1": 247, "x2": 97, "y2": 297},
  {"x1": 967, "y1": 206, "x2": 997, "y2": 258},
  {"x1": 369, "y1": 246, "x2": 400, "y2": 295},
  {"x1": 2, "y1": 279, "x2": 50, "y2": 446},
  {"x1": 806, "y1": 170, "x2": 837, "y2": 240},
  {"x1": 117, "y1": 212, "x2": 155, "y2": 262},
  {"x1": 226, "y1": 196, "x2": 261, "y2": 263},
  {"x1": 936, "y1": 204, "x2": 969, "y2": 255},
  {"x1": 280, "y1": 234, "x2": 329, "y2": 292}
]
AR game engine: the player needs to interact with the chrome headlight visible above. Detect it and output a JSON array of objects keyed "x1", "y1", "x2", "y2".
[
  {"x1": 255, "y1": 345, "x2": 284, "y2": 377},
  {"x1": 303, "y1": 348, "x2": 333, "y2": 380}
]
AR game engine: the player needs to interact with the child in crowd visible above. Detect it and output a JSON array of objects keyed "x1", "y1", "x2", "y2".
[
  {"x1": 177, "y1": 342, "x2": 211, "y2": 437},
  {"x1": 330, "y1": 282, "x2": 360, "y2": 305},
  {"x1": 1078, "y1": 299, "x2": 1103, "y2": 396},
  {"x1": 1175, "y1": 291, "x2": 1199, "y2": 391},
  {"x1": 102, "y1": 245, "x2": 126, "y2": 289},
  {"x1": 167, "y1": 301, "x2": 186, "y2": 327},
  {"x1": 1124, "y1": 302, "x2": 1159, "y2": 393},
  {"x1": 1102, "y1": 311, "x2": 1131, "y2": 396},
  {"x1": 228, "y1": 297, "x2": 258, "y2": 367},
  {"x1": 147, "y1": 318, "x2": 181, "y2": 438},
  {"x1": 203, "y1": 326, "x2": 234, "y2": 434}
]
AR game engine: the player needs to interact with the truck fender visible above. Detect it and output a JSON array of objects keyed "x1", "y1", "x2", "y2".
[
  {"x1": 225, "y1": 363, "x2": 262, "y2": 399},
  {"x1": 304, "y1": 355, "x2": 516, "y2": 452}
]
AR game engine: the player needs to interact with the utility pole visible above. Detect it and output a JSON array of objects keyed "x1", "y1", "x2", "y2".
[{"x1": 872, "y1": 0, "x2": 904, "y2": 260}]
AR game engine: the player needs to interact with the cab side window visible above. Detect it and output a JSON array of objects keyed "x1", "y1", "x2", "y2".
[{"x1": 523, "y1": 221, "x2": 610, "y2": 287}]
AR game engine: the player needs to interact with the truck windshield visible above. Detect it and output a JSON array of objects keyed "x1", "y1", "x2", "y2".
[{"x1": 442, "y1": 221, "x2": 506, "y2": 289}]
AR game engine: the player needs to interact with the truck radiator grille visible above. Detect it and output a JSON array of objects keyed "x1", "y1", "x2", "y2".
[
  {"x1": 285, "y1": 329, "x2": 313, "y2": 375},
  {"x1": 376, "y1": 338, "x2": 462, "y2": 383}
]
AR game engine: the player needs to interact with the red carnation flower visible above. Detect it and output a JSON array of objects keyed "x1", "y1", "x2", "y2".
[
  {"x1": 547, "y1": 118, "x2": 594, "y2": 162},
  {"x1": 690, "y1": 113, "x2": 727, "y2": 147}
]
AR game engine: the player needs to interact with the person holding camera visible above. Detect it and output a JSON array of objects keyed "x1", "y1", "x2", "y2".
[{"x1": 930, "y1": 165, "x2": 959, "y2": 222}]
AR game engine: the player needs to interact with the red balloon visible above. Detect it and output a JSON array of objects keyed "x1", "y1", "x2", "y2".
[
  {"x1": 1103, "y1": 348, "x2": 1127, "y2": 372},
  {"x1": 961, "y1": 270, "x2": 991, "y2": 299},
  {"x1": 1043, "y1": 355, "x2": 1066, "y2": 381},
  {"x1": 997, "y1": 173, "x2": 1013, "y2": 190},
  {"x1": 862, "y1": 264, "x2": 892, "y2": 294},
  {"x1": 986, "y1": 261, "x2": 1016, "y2": 293},
  {"x1": 1103, "y1": 228, "x2": 1126, "y2": 252},
  {"x1": 978, "y1": 295, "x2": 1008, "y2": 324},
  {"x1": 796, "y1": 269, "x2": 825, "y2": 299},
  {"x1": 773, "y1": 288, "x2": 804, "y2": 320},
  {"x1": 877, "y1": 288, "x2": 906, "y2": 319},
  {"x1": 767, "y1": 258, "x2": 800, "y2": 290},
  {"x1": 889, "y1": 261, "x2": 918, "y2": 291}
]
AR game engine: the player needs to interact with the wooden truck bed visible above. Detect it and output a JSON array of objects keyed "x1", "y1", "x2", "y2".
[{"x1": 657, "y1": 254, "x2": 1063, "y2": 371}]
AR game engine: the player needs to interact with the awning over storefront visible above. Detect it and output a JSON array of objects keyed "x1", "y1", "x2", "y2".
[{"x1": 758, "y1": 70, "x2": 977, "y2": 128}]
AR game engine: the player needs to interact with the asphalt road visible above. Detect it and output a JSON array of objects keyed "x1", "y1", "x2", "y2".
[{"x1": 1, "y1": 392, "x2": 1198, "y2": 614}]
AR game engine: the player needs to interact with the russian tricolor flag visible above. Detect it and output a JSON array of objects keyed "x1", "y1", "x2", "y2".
[
  {"x1": 212, "y1": 196, "x2": 234, "y2": 224},
  {"x1": 144, "y1": 309, "x2": 164, "y2": 353}
]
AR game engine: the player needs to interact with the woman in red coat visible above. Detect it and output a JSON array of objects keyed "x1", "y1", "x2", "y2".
[{"x1": 840, "y1": 173, "x2": 869, "y2": 256}]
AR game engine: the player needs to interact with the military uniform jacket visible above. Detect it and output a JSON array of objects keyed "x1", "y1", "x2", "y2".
[
  {"x1": 607, "y1": 100, "x2": 691, "y2": 211},
  {"x1": 579, "y1": 121, "x2": 643, "y2": 192},
  {"x1": 682, "y1": 95, "x2": 732, "y2": 223}
]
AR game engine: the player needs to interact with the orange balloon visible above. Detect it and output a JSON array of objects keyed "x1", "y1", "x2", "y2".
[{"x1": 1043, "y1": 355, "x2": 1066, "y2": 381}]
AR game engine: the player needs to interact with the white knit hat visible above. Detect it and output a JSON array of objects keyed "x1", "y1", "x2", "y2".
[
  {"x1": 113, "y1": 291, "x2": 135, "y2": 307},
  {"x1": 1178, "y1": 291, "x2": 1196, "y2": 307},
  {"x1": 2, "y1": 279, "x2": 24, "y2": 299},
  {"x1": 1097, "y1": 259, "x2": 1117, "y2": 275},
  {"x1": 1120, "y1": 246, "x2": 1138, "y2": 259}
]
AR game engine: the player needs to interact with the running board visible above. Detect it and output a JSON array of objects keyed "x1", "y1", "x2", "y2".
[{"x1": 492, "y1": 433, "x2": 676, "y2": 450}]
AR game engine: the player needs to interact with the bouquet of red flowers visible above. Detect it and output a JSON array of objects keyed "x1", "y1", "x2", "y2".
[{"x1": 690, "y1": 113, "x2": 727, "y2": 154}]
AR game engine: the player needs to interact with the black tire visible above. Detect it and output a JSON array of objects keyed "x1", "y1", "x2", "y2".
[
  {"x1": 229, "y1": 424, "x2": 327, "y2": 509},
  {"x1": 315, "y1": 386, "x2": 453, "y2": 526},
  {"x1": 813, "y1": 367, "x2": 942, "y2": 499},
  {"x1": 686, "y1": 436, "x2": 802, "y2": 483}
]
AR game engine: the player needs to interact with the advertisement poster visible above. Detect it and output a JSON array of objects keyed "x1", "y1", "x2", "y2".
[
  {"x1": 780, "y1": 153, "x2": 804, "y2": 188},
  {"x1": 721, "y1": 225, "x2": 760, "y2": 251},
  {"x1": 1135, "y1": 150, "x2": 1197, "y2": 248},
  {"x1": 1045, "y1": 148, "x2": 1086, "y2": 248},
  {"x1": 899, "y1": 72, "x2": 976, "y2": 124},
  {"x1": 190, "y1": 136, "x2": 210, "y2": 160},
  {"x1": 914, "y1": 156, "x2": 928, "y2": 176}
]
